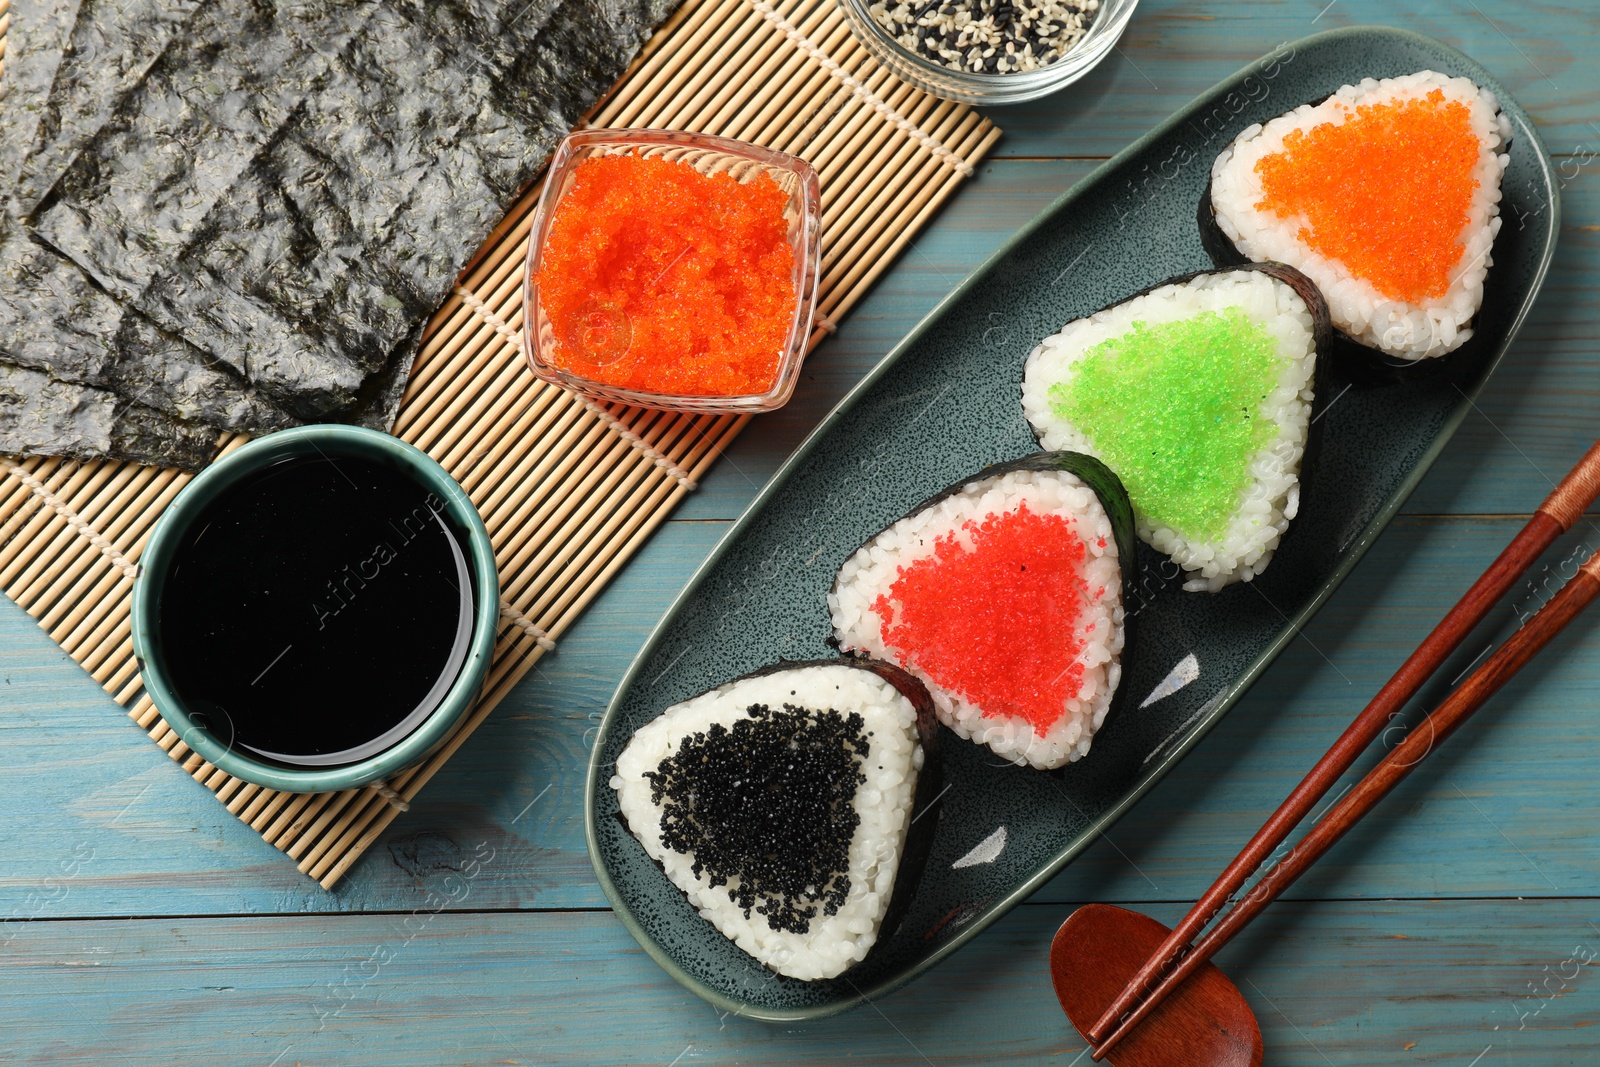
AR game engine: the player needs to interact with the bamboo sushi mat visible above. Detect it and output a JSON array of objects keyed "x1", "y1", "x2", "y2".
[{"x1": 0, "y1": 0, "x2": 999, "y2": 888}]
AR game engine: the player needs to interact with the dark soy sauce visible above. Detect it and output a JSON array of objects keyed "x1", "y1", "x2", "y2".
[{"x1": 159, "y1": 454, "x2": 475, "y2": 766}]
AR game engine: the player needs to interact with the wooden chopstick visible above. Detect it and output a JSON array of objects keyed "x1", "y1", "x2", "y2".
[
  {"x1": 1086, "y1": 440, "x2": 1600, "y2": 1049},
  {"x1": 1092, "y1": 536, "x2": 1600, "y2": 1060}
]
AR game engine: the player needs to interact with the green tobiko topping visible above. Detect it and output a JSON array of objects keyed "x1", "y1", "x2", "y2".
[{"x1": 1047, "y1": 306, "x2": 1285, "y2": 542}]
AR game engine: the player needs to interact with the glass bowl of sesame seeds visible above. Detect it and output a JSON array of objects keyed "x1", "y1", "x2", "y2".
[{"x1": 842, "y1": 0, "x2": 1139, "y2": 105}]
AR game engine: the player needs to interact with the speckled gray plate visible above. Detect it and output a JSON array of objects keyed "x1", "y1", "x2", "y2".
[{"x1": 584, "y1": 27, "x2": 1558, "y2": 1022}]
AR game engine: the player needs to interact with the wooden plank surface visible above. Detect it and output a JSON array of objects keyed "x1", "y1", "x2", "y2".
[
  {"x1": 3, "y1": 903, "x2": 1597, "y2": 1066},
  {"x1": 4, "y1": 0, "x2": 1600, "y2": 1063}
]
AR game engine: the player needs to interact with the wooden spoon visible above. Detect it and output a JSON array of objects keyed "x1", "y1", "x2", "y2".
[{"x1": 1051, "y1": 904, "x2": 1261, "y2": 1067}]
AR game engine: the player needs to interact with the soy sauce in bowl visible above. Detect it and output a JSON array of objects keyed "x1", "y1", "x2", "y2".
[
  {"x1": 159, "y1": 453, "x2": 476, "y2": 766},
  {"x1": 133, "y1": 426, "x2": 498, "y2": 792}
]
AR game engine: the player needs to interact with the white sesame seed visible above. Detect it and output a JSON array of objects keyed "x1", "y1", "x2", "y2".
[{"x1": 869, "y1": 0, "x2": 1095, "y2": 73}]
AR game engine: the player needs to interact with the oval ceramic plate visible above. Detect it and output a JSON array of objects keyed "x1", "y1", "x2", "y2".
[{"x1": 585, "y1": 26, "x2": 1558, "y2": 1021}]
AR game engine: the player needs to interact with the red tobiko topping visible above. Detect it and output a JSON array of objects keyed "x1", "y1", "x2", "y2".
[{"x1": 872, "y1": 502, "x2": 1097, "y2": 736}]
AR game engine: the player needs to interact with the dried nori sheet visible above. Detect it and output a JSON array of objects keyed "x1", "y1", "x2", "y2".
[
  {"x1": 0, "y1": 0, "x2": 82, "y2": 215},
  {"x1": 128, "y1": 0, "x2": 577, "y2": 417},
  {"x1": 31, "y1": 0, "x2": 382, "y2": 301},
  {"x1": 106, "y1": 0, "x2": 679, "y2": 423},
  {"x1": 5, "y1": 0, "x2": 680, "y2": 467},
  {"x1": 0, "y1": 363, "x2": 220, "y2": 469},
  {"x1": 0, "y1": 227, "x2": 300, "y2": 433},
  {"x1": 10, "y1": 0, "x2": 210, "y2": 218}
]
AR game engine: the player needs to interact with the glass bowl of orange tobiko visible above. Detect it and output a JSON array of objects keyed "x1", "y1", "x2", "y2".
[{"x1": 523, "y1": 129, "x2": 823, "y2": 413}]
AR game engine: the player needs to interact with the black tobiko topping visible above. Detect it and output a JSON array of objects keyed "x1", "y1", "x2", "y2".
[{"x1": 645, "y1": 703, "x2": 870, "y2": 935}]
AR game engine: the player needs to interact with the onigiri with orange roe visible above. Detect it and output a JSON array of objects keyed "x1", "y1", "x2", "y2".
[
  {"x1": 1205, "y1": 70, "x2": 1511, "y2": 361},
  {"x1": 829, "y1": 454, "x2": 1134, "y2": 771}
]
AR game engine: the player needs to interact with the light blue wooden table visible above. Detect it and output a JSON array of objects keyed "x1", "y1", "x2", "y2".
[{"x1": 4, "y1": 2, "x2": 1598, "y2": 1063}]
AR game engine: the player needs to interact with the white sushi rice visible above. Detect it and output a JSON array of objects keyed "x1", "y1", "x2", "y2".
[
  {"x1": 829, "y1": 469, "x2": 1123, "y2": 770},
  {"x1": 611, "y1": 664, "x2": 924, "y2": 982},
  {"x1": 1021, "y1": 270, "x2": 1317, "y2": 592},
  {"x1": 1210, "y1": 70, "x2": 1511, "y2": 360}
]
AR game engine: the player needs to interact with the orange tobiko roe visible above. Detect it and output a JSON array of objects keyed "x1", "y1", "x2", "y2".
[
  {"x1": 873, "y1": 503, "x2": 1099, "y2": 737},
  {"x1": 534, "y1": 152, "x2": 798, "y2": 397},
  {"x1": 1253, "y1": 89, "x2": 1481, "y2": 304}
]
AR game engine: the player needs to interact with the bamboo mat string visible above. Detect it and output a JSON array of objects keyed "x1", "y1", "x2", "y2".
[
  {"x1": 742, "y1": 0, "x2": 975, "y2": 177},
  {"x1": 3, "y1": 463, "x2": 141, "y2": 580},
  {"x1": 368, "y1": 779, "x2": 411, "y2": 813},
  {"x1": 499, "y1": 600, "x2": 559, "y2": 651},
  {"x1": 451, "y1": 285, "x2": 524, "y2": 350},
  {"x1": 0, "y1": 0, "x2": 998, "y2": 887},
  {"x1": 573, "y1": 399, "x2": 698, "y2": 491},
  {"x1": 453, "y1": 286, "x2": 701, "y2": 491}
]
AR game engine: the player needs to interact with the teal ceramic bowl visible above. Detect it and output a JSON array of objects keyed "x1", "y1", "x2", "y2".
[{"x1": 131, "y1": 426, "x2": 500, "y2": 793}]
